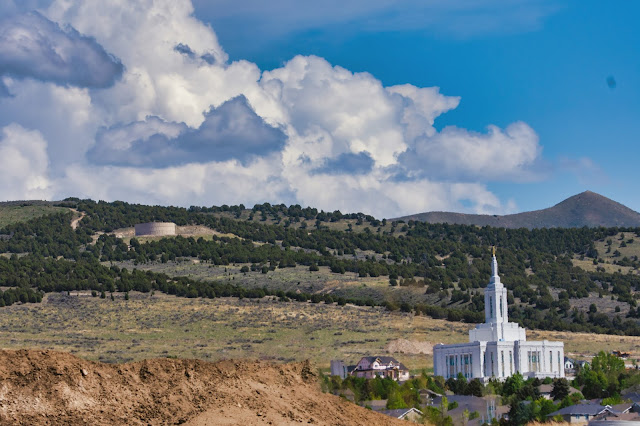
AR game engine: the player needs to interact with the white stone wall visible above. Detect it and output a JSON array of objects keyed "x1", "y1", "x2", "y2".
[
  {"x1": 516, "y1": 340, "x2": 564, "y2": 378},
  {"x1": 484, "y1": 342, "x2": 518, "y2": 379},
  {"x1": 485, "y1": 284, "x2": 508, "y2": 324},
  {"x1": 469, "y1": 321, "x2": 527, "y2": 343},
  {"x1": 134, "y1": 222, "x2": 177, "y2": 236},
  {"x1": 435, "y1": 340, "x2": 564, "y2": 381},
  {"x1": 434, "y1": 342, "x2": 484, "y2": 379},
  {"x1": 330, "y1": 360, "x2": 347, "y2": 378}
]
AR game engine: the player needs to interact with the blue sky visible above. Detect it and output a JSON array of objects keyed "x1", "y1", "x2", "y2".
[
  {"x1": 0, "y1": 0, "x2": 637, "y2": 217},
  {"x1": 197, "y1": 0, "x2": 640, "y2": 212}
]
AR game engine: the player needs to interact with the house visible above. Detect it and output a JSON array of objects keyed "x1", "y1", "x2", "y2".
[
  {"x1": 608, "y1": 403, "x2": 634, "y2": 415},
  {"x1": 351, "y1": 356, "x2": 410, "y2": 381},
  {"x1": 576, "y1": 360, "x2": 590, "y2": 369},
  {"x1": 419, "y1": 388, "x2": 442, "y2": 405},
  {"x1": 337, "y1": 388, "x2": 355, "y2": 402},
  {"x1": 589, "y1": 411, "x2": 640, "y2": 424},
  {"x1": 565, "y1": 357, "x2": 575, "y2": 371},
  {"x1": 539, "y1": 384, "x2": 554, "y2": 399},
  {"x1": 548, "y1": 403, "x2": 608, "y2": 423},
  {"x1": 539, "y1": 383, "x2": 581, "y2": 400},
  {"x1": 330, "y1": 360, "x2": 353, "y2": 379},
  {"x1": 362, "y1": 399, "x2": 388, "y2": 411},
  {"x1": 434, "y1": 251, "x2": 564, "y2": 382},
  {"x1": 379, "y1": 408, "x2": 423, "y2": 422},
  {"x1": 588, "y1": 403, "x2": 640, "y2": 425}
]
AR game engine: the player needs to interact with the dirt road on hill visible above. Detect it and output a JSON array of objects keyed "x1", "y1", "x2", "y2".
[
  {"x1": 0, "y1": 349, "x2": 405, "y2": 425},
  {"x1": 69, "y1": 209, "x2": 85, "y2": 230}
]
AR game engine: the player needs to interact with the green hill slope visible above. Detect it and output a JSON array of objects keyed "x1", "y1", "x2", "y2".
[{"x1": 0, "y1": 201, "x2": 68, "y2": 229}]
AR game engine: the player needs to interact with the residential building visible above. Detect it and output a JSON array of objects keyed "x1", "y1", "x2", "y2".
[
  {"x1": 548, "y1": 403, "x2": 608, "y2": 423},
  {"x1": 379, "y1": 408, "x2": 423, "y2": 422},
  {"x1": 351, "y1": 356, "x2": 410, "y2": 381}
]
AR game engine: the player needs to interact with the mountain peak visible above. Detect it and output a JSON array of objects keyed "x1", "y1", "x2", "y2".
[{"x1": 395, "y1": 192, "x2": 640, "y2": 229}]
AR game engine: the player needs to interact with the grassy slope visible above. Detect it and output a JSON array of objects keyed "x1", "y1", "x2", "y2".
[
  {"x1": 0, "y1": 292, "x2": 636, "y2": 371},
  {"x1": 573, "y1": 231, "x2": 640, "y2": 275},
  {"x1": 0, "y1": 205, "x2": 69, "y2": 229}
]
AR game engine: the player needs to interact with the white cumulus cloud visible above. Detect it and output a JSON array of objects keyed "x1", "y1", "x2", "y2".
[
  {"x1": 398, "y1": 121, "x2": 544, "y2": 182},
  {"x1": 0, "y1": 124, "x2": 52, "y2": 201},
  {"x1": 0, "y1": 0, "x2": 557, "y2": 218}
]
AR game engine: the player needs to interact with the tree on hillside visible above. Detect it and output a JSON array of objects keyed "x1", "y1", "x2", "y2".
[
  {"x1": 502, "y1": 372, "x2": 524, "y2": 397},
  {"x1": 550, "y1": 378, "x2": 570, "y2": 401},
  {"x1": 386, "y1": 390, "x2": 407, "y2": 409},
  {"x1": 467, "y1": 379, "x2": 484, "y2": 397},
  {"x1": 576, "y1": 351, "x2": 625, "y2": 398},
  {"x1": 591, "y1": 351, "x2": 625, "y2": 379}
]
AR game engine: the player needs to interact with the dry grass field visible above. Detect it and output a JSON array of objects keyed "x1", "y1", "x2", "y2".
[
  {"x1": 0, "y1": 292, "x2": 637, "y2": 372},
  {"x1": 573, "y1": 231, "x2": 640, "y2": 275}
]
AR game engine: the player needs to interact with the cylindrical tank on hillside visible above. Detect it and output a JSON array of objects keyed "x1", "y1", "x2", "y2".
[{"x1": 134, "y1": 222, "x2": 177, "y2": 236}]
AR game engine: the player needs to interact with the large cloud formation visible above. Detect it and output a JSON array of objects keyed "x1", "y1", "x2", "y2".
[
  {"x1": 88, "y1": 96, "x2": 287, "y2": 167},
  {"x1": 0, "y1": 0, "x2": 549, "y2": 217},
  {"x1": 0, "y1": 12, "x2": 123, "y2": 91}
]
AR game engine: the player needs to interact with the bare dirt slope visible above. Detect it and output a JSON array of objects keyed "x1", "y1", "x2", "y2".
[{"x1": 0, "y1": 349, "x2": 404, "y2": 426}]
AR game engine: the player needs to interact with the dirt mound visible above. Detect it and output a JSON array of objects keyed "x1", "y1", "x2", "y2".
[
  {"x1": 0, "y1": 349, "x2": 404, "y2": 425},
  {"x1": 385, "y1": 339, "x2": 433, "y2": 355}
]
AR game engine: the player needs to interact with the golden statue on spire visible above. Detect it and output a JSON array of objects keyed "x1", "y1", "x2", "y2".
[{"x1": 492, "y1": 246, "x2": 496, "y2": 257}]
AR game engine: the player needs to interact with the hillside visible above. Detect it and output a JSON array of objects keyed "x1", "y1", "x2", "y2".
[
  {"x1": 0, "y1": 201, "x2": 68, "y2": 229},
  {"x1": 2, "y1": 197, "x2": 640, "y2": 337},
  {"x1": 396, "y1": 191, "x2": 640, "y2": 229},
  {"x1": 0, "y1": 349, "x2": 404, "y2": 426}
]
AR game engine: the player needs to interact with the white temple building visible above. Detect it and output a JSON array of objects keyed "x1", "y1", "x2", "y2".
[{"x1": 433, "y1": 250, "x2": 564, "y2": 381}]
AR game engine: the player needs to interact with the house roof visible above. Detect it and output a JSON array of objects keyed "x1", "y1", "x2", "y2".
[
  {"x1": 539, "y1": 384, "x2": 554, "y2": 394},
  {"x1": 356, "y1": 356, "x2": 409, "y2": 371},
  {"x1": 610, "y1": 403, "x2": 634, "y2": 414},
  {"x1": 591, "y1": 410, "x2": 640, "y2": 422},
  {"x1": 538, "y1": 384, "x2": 581, "y2": 397},
  {"x1": 448, "y1": 402, "x2": 509, "y2": 420},
  {"x1": 363, "y1": 400, "x2": 388, "y2": 410},
  {"x1": 548, "y1": 403, "x2": 607, "y2": 417},
  {"x1": 379, "y1": 408, "x2": 423, "y2": 419},
  {"x1": 622, "y1": 392, "x2": 640, "y2": 403},
  {"x1": 432, "y1": 395, "x2": 499, "y2": 413}
]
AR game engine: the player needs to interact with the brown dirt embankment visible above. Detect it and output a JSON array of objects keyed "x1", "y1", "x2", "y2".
[{"x1": 0, "y1": 349, "x2": 405, "y2": 425}]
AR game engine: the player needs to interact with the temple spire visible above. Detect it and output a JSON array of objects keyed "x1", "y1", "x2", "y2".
[{"x1": 490, "y1": 246, "x2": 500, "y2": 285}]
